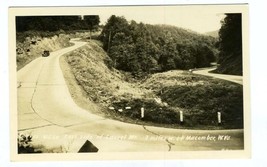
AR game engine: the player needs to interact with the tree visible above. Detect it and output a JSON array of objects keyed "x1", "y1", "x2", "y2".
[
  {"x1": 194, "y1": 44, "x2": 215, "y2": 68},
  {"x1": 100, "y1": 15, "x2": 130, "y2": 52},
  {"x1": 83, "y1": 15, "x2": 100, "y2": 39},
  {"x1": 217, "y1": 13, "x2": 242, "y2": 75},
  {"x1": 158, "y1": 37, "x2": 179, "y2": 71},
  {"x1": 109, "y1": 32, "x2": 135, "y2": 71}
]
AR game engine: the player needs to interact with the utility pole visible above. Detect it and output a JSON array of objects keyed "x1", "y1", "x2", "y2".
[{"x1": 107, "y1": 30, "x2": 111, "y2": 53}]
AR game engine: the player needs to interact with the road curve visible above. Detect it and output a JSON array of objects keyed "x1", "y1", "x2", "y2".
[
  {"x1": 17, "y1": 39, "x2": 244, "y2": 153},
  {"x1": 193, "y1": 68, "x2": 243, "y2": 85}
]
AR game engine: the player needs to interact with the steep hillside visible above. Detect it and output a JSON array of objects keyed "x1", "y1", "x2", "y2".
[
  {"x1": 215, "y1": 56, "x2": 243, "y2": 75},
  {"x1": 61, "y1": 40, "x2": 243, "y2": 129},
  {"x1": 16, "y1": 31, "x2": 99, "y2": 70},
  {"x1": 215, "y1": 14, "x2": 243, "y2": 75},
  {"x1": 16, "y1": 33, "x2": 72, "y2": 70},
  {"x1": 63, "y1": 40, "x2": 149, "y2": 104}
]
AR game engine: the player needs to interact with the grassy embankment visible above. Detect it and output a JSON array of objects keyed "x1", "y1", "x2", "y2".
[{"x1": 61, "y1": 40, "x2": 243, "y2": 130}]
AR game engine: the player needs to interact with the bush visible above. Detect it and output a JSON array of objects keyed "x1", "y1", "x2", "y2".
[{"x1": 18, "y1": 134, "x2": 41, "y2": 154}]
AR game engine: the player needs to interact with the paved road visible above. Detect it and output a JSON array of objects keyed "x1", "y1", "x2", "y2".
[
  {"x1": 17, "y1": 40, "x2": 244, "y2": 153},
  {"x1": 193, "y1": 68, "x2": 243, "y2": 85}
]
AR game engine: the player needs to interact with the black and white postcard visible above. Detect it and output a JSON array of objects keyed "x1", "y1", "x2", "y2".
[{"x1": 9, "y1": 5, "x2": 250, "y2": 161}]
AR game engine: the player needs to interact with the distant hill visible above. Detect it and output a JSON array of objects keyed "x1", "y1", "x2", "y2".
[{"x1": 205, "y1": 30, "x2": 219, "y2": 38}]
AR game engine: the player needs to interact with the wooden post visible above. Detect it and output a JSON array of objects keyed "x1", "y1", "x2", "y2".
[
  {"x1": 141, "y1": 107, "x2": 144, "y2": 118},
  {"x1": 217, "y1": 112, "x2": 221, "y2": 125},
  {"x1": 180, "y1": 111, "x2": 183, "y2": 123}
]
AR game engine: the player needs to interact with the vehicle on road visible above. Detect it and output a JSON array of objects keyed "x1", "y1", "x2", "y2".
[{"x1": 42, "y1": 50, "x2": 50, "y2": 57}]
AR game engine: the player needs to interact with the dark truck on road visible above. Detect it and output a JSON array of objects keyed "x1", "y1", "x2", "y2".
[{"x1": 42, "y1": 50, "x2": 50, "y2": 57}]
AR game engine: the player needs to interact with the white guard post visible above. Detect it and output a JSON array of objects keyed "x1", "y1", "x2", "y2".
[
  {"x1": 217, "y1": 112, "x2": 221, "y2": 124},
  {"x1": 180, "y1": 111, "x2": 183, "y2": 122},
  {"x1": 141, "y1": 107, "x2": 144, "y2": 118}
]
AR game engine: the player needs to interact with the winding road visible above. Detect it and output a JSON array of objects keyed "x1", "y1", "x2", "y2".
[
  {"x1": 193, "y1": 68, "x2": 243, "y2": 85},
  {"x1": 17, "y1": 39, "x2": 244, "y2": 153}
]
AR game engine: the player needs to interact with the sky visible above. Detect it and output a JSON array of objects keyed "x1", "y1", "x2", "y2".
[{"x1": 95, "y1": 6, "x2": 226, "y2": 34}]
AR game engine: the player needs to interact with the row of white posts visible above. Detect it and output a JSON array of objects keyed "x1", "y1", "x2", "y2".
[
  {"x1": 111, "y1": 107, "x2": 222, "y2": 124},
  {"x1": 141, "y1": 108, "x2": 222, "y2": 124}
]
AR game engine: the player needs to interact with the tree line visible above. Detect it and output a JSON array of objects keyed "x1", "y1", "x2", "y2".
[
  {"x1": 100, "y1": 15, "x2": 217, "y2": 77},
  {"x1": 216, "y1": 13, "x2": 243, "y2": 75},
  {"x1": 16, "y1": 15, "x2": 100, "y2": 32}
]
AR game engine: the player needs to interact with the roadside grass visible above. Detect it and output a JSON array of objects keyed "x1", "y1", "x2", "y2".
[
  {"x1": 157, "y1": 78, "x2": 243, "y2": 129},
  {"x1": 111, "y1": 99, "x2": 180, "y2": 124},
  {"x1": 62, "y1": 40, "x2": 243, "y2": 130}
]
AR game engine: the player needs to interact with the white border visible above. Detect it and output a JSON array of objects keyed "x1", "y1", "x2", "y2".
[{"x1": 1, "y1": 0, "x2": 267, "y2": 166}]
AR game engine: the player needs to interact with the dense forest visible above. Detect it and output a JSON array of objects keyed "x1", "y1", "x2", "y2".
[
  {"x1": 16, "y1": 15, "x2": 100, "y2": 32},
  {"x1": 216, "y1": 14, "x2": 243, "y2": 75},
  {"x1": 16, "y1": 16, "x2": 100, "y2": 42},
  {"x1": 100, "y1": 15, "x2": 217, "y2": 77}
]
